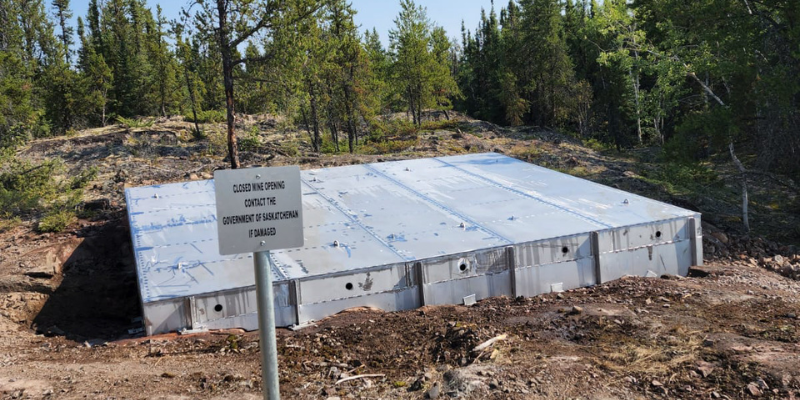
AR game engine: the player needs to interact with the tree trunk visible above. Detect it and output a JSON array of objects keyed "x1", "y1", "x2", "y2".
[
  {"x1": 631, "y1": 31, "x2": 642, "y2": 145},
  {"x1": 101, "y1": 94, "x2": 107, "y2": 126},
  {"x1": 343, "y1": 79, "x2": 356, "y2": 154},
  {"x1": 300, "y1": 106, "x2": 315, "y2": 151},
  {"x1": 630, "y1": 67, "x2": 642, "y2": 144},
  {"x1": 184, "y1": 67, "x2": 200, "y2": 136},
  {"x1": 217, "y1": 0, "x2": 239, "y2": 169},
  {"x1": 730, "y1": 143, "x2": 750, "y2": 232},
  {"x1": 407, "y1": 87, "x2": 417, "y2": 126},
  {"x1": 309, "y1": 87, "x2": 321, "y2": 152},
  {"x1": 416, "y1": 84, "x2": 423, "y2": 127},
  {"x1": 441, "y1": 104, "x2": 450, "y2": 121}
]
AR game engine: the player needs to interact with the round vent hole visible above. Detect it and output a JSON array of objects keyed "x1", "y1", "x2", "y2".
[
  {"x1": 656, "y1": 231, "x2": 662, "y2": 238},
  {"x1": 345, "y1": 283, "x2": 354, "y2": 290},
  {"x1": 214, "y1": 304, "x2": 223, "y2": 312},
  {"x1": 459, "y1": 263, "x2": 468, "y2": 272},
  {"x1": 561, "y1": 246, "x2": 569, "y2": 254}
]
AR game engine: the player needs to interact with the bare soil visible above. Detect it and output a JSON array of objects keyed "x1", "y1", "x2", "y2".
[{"x1": 2, "y1": 115, "x2": 799, "y2": 399}]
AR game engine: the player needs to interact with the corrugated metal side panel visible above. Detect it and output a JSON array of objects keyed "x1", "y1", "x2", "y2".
[
  {"x1": 512, "y1": 234, "x2": 595, "y2": 297},
  {"x1": 297, "y1": 289, "x2": 420, "y2": 323},
  {"x1": 596, "y1": 217, "x2": 695, "y2": 282},
  {"x1": 419, "y1": 247, "x2": 513, "y2": 306},
  {"x1": 142, "y1": 281, "x2": 296, "y2": 333},
  {"x1": 142, "y1": 299, "x2": 188, "y2": 336},
  {"x1": 296, "y1": 263, "x2": 412, "y2": 304}
]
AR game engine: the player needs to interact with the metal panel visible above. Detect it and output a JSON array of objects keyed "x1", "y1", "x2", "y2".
[
  {"x1": 419, "y1": 247, "x2": 513, "y2": 306},
  {"x1": 691, "y1": 215, "x2": 704, "y2": 266},
  {"x1": 598, "y1": 239, "x2": 694, "y2": 281},
  {"x1": 126, "y1": 153, "x2": 702, "y2": 335},
  {"x1": 142, "y1": 299, "x2": 188, "y2": 336},
  {"x1": 595, "y1": 218, "x2": 690, "y2": 254},
  {"x1": 514, "y1": 234, "x2": 592, "y2": 267},
  {"x1": 296, "y1": 289, "x2": 420, "y2": 323},
  {"x1": 297, "y1": 264, "x2": 411, "y2": 304},
  {"x1": 514, "y1": 258, "x2": 596, "y2": 297}
]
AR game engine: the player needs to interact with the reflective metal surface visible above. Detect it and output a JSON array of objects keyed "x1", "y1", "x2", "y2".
[{"x1": 125, "y1": 153, "x2": 701, "y2": 334}]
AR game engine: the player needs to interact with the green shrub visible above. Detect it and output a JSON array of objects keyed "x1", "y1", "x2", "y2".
[
  {"x1": 0, "y1": 158, "x2": 63, "y2": 214},
  {"x1": 116, "y1": 116, "x2": 155, "y2": 128},
  {"x1": 320, "y1": 138, "x2": 340, "y2": 154},
  {"x1": 381, "y1": 119, "x2": 418, "y2": 138},
  {"x1": 584, "y1": 137, "x2": 612, "y2": 152},
  {"x1": 184, "y1": 109, "x2": 226, "y2": 124},
  {"x1": 357, "y1": 138, "x2": 418, "y2": 155},
  {"x1": 70, "y1": 166, "x2": 98, "y2": 189},
  {"x1": 640, "y1": 162, "x2": 719, "y2": 195},
  {"x1": 280, "y1": 141, "x2": 299, "y2": 157},
  {"x1": 0, "y1": 156, "x2": 85, "y2": 233},
  {"x1": 239, "y1": 125, "x2": 261, "y2": 152},
  {"x1": 190, "y1": 126, "x2": 207, "y2": 141},
  {"x1": 1, "y1": 124, "x2": 31, "y2": 149},
  {"x1": 37, "y1": 209, "x2": 76, "y2": 233},
  {"x1": 420, "y1": 119, "x2": 460, "y2": 131}
]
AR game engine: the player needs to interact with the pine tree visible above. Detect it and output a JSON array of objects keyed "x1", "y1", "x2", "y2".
[
  {"x1": 389, "y1": 0, "x2": 458, "y2": 127},
  {"x1": 78, "y1": 16, "x2": 112, "y2": 126},
  {"x1": 146, "y1": 5, "x2": 179, "y2": 116},
  {"x1": 185, "y1": 0, "x2": 321, "y2": 168},
  {"x1": 0, "y1": 0, "x2": 41, "y2": 146},
  {"x1": 516, "y1": 0, "x2": 577, "y2": 127},
  {"x1": 52, "y1": 0, "x2": 74, "y2": 64}
]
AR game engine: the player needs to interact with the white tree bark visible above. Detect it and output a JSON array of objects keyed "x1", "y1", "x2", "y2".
[
  {"x1": 729, "y1": 143, "x2": 750, "y2": 232},
  {"x1": 688, "y1": 71, "x2": 750, "y2": 232}
]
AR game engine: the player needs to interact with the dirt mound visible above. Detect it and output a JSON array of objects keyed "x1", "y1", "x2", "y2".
[{"x1": 1, "y1": 116, "x2": 799, "y2": 398}]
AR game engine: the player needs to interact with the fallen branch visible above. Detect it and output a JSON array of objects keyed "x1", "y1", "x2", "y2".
[
  {"x1": 335, "y1": 374, "x2": 385, "y2": 385},
  {"x1": 472, "y1": 334, "x2": 508, "y2": 353}
]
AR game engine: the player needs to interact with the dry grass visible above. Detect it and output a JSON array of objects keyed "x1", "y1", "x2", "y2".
[{"x1": 593, "y1": 326, "x2": 704, "y2": 376}]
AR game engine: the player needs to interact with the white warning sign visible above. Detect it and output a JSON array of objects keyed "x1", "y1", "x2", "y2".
[{"x1": 214, "y1": 166, "x2": 304, "y2": 255}]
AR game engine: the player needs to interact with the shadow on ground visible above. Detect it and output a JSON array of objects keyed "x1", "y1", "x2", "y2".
[{"x1": 32, "y1": 215, "x2": 142, "y2": 341}]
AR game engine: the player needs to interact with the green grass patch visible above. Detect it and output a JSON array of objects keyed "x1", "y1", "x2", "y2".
[
  {"x1": 638, "y1": 162, "x2": 720, "y2": 196},
  {"x1": 280, "y1": 141, "x2": 299, "y2": 157},
  {"x1": 509, "y1": 144, "x2": 543, "y2": 161}
]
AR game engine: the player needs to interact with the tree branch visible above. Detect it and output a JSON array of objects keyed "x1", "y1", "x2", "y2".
[
  {"x1": 231, "y1": 2, "x2": 323, "y2": 48},
  {"x1": 232, "y1": 54, "x2": 273, "y2": 66},
  {"x1": 687, "y1": 71, "x2": 726, "y2": 107}
]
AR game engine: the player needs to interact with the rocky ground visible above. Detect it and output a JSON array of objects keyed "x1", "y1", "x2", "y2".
[{"x1": 1, "y1": 115, "x2": 799, "y2": 399}]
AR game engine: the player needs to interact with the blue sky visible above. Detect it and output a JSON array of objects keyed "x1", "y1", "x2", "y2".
[{"x1": 66, "y1": 0, "x2": 498, "y2": 47}]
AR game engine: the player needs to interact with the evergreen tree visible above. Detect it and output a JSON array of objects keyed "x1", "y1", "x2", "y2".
[
  {"x1": 389, "y1": 0, "x2": 458, "y2": 127},
  {"x1": 185, "y1": 0, "x2": 320, "y2": 168},
  {"x1": 78, "y1": 16, "x2": 113, "y2": 126},
  {"x1": 52, "y1": 0, "x2": 73, "y2": 64},
  {"x1": 146, "y1": 5, "x2": 179, "y2": 116},
  {"x1": 0, "y1": 0, "x2": 42, "y2": 147}
]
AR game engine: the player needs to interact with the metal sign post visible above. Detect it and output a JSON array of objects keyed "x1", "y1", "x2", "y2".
[
  {"x1": 254, "y1": 251, "x2": 279, "y2": 399},
  {"x1": 214, "y1": 166, "x2": 304, "y2": 400}
]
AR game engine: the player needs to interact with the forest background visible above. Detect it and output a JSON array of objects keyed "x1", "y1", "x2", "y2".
[{"x1": 1, "y1": 0, "x2": 799, "y2": 235}]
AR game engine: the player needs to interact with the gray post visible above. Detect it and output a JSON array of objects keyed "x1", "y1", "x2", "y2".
[
  {"x1": 591, "y1": 231, "x2": 602, "y2": 285},
  {"x1": 254, "y1": 251, "x2": 280, "y2": 400}
]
